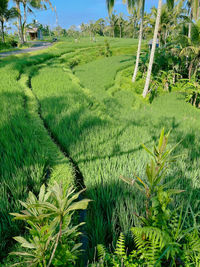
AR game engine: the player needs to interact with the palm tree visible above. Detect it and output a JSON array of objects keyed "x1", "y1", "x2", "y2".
[
  {"x1": 132, "y1": 0, "x2": 145, "y2": 82},
  {"x1": 142, "y1": 0, "x2": 174, "y2": 98},
  {"x1": 13, "y1": 0, "x2": 53, "y2": 43},
  {"x1": 187, "y1": 0, "x2": 200, "y2": 39},
  {"x1": 13, "y1": 0, "x2": 24, "y2": 43},
  {"x1": 25, "y1": 0, "x2": 53, "y2": 41},
  {"x1": 106, "y1": 0, "x2": 145, "y2": 82},
  {"x1": 109, "y1": 13, "x2": 118, "y2": 37},
  {"x1": 127, "y1": 8, "x2": 140, "y2": 38},
  {"x1": 0, "y1": 0, "x2": 18, "y2": 43},
  {"x1": 118, "y1": 13, "x2": 124, "y2": 38}
]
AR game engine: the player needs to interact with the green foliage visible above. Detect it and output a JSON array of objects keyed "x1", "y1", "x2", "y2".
[
  {"x1": 30, "y1": 40, "x2": 200, "y2": 262},
  {"x1": 90, "y1": 233, "x2": 143, "y2": 267},
  {"x1": 10, "y1": 182, "x2": 90, "y2": 266},
  {"x1": 104, "y1": 39, "x2": 112, "y2": 57},
  {"x1": 92, "y1": 130, "x2": 200, "y2": 266},
  {"x1": 2, "y1": 37, "x2": 200, "y2": 266},
  {"x1": 115, "y1": 233, "x2": 126, "y2": 258},
  {"x1": 121, "y1": 128, "x2": 183, "y2": 223}
]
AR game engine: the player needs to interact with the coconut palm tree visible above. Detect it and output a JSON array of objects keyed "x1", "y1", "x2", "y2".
[
  {"x1": 142, "y1": 0, "x2": 174, "y2": 98},
  {"x1": 106, "y1": 0, "x2": 145, "y2": 82},
  {"x1": 132, "y1": 0, "x2": 145, "y2": 82},
  {"x1": 127, "y1": 8, "x2": 140, "y2": 38},
  {"x1": 0, "y1": 0, "x2": 18, "y2": 43},
  {"x1": 187, "y1": 0, "x2": 200, "y2": 39},
  {"x1": 23, "y1": 0, "x2": 53, "y2": 41},
  {"x1": 13, "y1": 0, "x2": 24, "y2": 43},
  {"x1": 13, "y1": 0, "x2": 53, "y2": 43},
  {"x1": 109, "y1": 13, "x2": 118, "y2": 37}
]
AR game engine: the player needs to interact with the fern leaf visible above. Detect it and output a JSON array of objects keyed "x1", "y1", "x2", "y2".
[
  {"x1": 115, "y1": 232, "x2": 126, "y2": 258},
  {"x1": 97, "y1": 244, "x2": 106, "y2": 261}
]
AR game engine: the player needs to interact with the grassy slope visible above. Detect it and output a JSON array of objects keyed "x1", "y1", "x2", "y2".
[
  {"x1": 31, "y1": 39, "x2": 200, "y2": 262},
  {"x1": 0, "y1": 37, "x2": 127, "y2": 261},
  {"x1": 2, "y1": 37, "x2": 200, "y2": 263},
  {"x1": 0, "y1": 42, "x2": 80, "y2": 259}
]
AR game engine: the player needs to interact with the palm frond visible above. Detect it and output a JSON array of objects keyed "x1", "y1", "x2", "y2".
[{"x1": 106, "y1": 0, "x2": 115, "y2": 15}]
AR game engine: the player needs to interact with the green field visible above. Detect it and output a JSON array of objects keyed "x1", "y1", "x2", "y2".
[{"x1": 1, "y1": 37, "x2": 200, "y2": 264}]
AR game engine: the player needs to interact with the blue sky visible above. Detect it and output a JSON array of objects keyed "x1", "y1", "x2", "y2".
[{"x1": 10, "y1": 0, "x2": 159, "y2": 30}]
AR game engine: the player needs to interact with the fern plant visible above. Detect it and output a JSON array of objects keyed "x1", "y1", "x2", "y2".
[
  {"x1": 91, "y1": 129, "x2": 200, "y2": 266},
  {"x1": 90, "y1": 233, "x2": 144, "y2": 267}
]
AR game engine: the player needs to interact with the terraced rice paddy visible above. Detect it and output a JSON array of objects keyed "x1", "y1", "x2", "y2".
[{"x1": 1, "y1": 38, "x2": 200, "y2": 264}]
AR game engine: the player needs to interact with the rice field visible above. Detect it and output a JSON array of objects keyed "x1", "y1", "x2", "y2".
[{"x1": 1, "y1": 37, "x2": 200, "y2": 264}]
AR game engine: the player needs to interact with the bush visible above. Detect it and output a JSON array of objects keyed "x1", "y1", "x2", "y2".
[
  {"x1": 91, "y1": 129, "x2": 200, "y2": 266},
  {"x1": 10, "y1": 182, "x2": 91, "y2": 266},
  {"x1": 5, "y1": 36, "x2": 18, "y2": 47}
]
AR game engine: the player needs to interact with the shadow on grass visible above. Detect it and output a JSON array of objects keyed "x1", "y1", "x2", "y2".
[
  {"x1": 0, "y1": 91, "x2": 54, "y2": 259},
  {"x1": 2, "y1": 46, "x2": 200, "y2": 265},
  {"x1": 36, "y1": 91, "x2": 200, "y2": 262}
]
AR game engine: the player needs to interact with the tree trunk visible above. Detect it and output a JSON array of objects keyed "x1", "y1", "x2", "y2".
[
  {"x1": 16, "y1": 0, "x2": 24, "y2": 44},
  {"x1": 189, "y1": 61, "x2": 193, "y2": 80},
  {"x1": 164, "y1": 29, "x2": 168, "y2": 45},
  {"x1": 23, "y1": 2, "x2": 27, "y2": 42},
  {"x1": 193, "y1": 92, "x2": 198, "y2": 107},
  {"x1": 132, "y1": 2, "x2": 144, "y2": 83},
  {"x1": 188, "y1": 10, "x2": 192, "y2": 39},
  {"x1": 188, "y1": 22, "x2": 192, "y2": 39},
  {"x1": 1, "y1": 21, "x2": 5, "y2": 43},
  {"x1": 119, "y1": 24, "x2": 122, "y2": 38},
  {"x1": 143, "y1": 0, "x2": 162, "y2": 98}
]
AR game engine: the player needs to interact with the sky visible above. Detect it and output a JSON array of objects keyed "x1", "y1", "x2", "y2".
[{"x1": 10, "y1": 0, "x2": 160, "y2": 30}]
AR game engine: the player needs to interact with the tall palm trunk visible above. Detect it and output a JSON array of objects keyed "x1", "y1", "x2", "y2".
[
  {"x1": 23, "y1": 2, "x2": 27, "y2": 42},
  {"x1": 188, "y1": 23, "x2": 192, "y2": 38},
  {"x1": 119, "y1": 24, "x2": 122, "y2": 38},
  {"x1": 188, "y1": 10, "x2": 192, "y2": 38},
  {"x1": 143, "y1": 0, "x2": 162, "y2": 98},
  {"x1": 1, "y1": 21, "x2": 5, "y2": 43},
  {"x1": 132, "y1": 0, "x2": 145, "y2": 83},
  {"x1": 16, "y1": 0, "x2": 24, "y2": 44}
]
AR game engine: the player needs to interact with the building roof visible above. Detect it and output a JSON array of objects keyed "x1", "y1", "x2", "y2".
[
  {"x1": 149, "y1": 39, "x2": 159, "y2": 45},
  {"x1": 27, "y1": 28, "x2": 38, "y2": 33}
]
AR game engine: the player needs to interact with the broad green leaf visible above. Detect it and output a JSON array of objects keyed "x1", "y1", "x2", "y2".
[
  {"x1": 158, "y1": 128, "x2": 165, "y2": 152},
  {"x1": 9, "y1": 252, "x2": 35, "y2": 257},
  {"x1": 39, "y1": 184, "x2": 46, "y2": 202},
  {"x1": 66, "y1": 199, "x2": 91, "y2": 213},
  {"x1": 141, "y1": 144, "x2": 155, "y2": 157},
  {"x1": 13, "y1": 236, "x2": 36, "y2": 249},
  {"x1": 167, "y1": 189, "x2": 185, "y2": 195}
]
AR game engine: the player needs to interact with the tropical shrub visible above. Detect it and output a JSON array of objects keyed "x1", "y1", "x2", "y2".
[
  {"x1": 10, "y1": 182, "x2": 91, "y2": 266},
  {"x1": 91, "y1": 129, "x2": 200, "y2": 266}
]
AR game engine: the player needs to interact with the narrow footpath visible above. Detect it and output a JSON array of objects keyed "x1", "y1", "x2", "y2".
[{"x1": 0, "y1": 42, "x2": 52, "y2": 57}]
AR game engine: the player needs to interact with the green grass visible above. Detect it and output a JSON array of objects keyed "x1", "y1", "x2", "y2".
[
  {"x1": 0, "y1": 41, "x2": 81, "y2": 259},
  {"x1": 31, "y1": 40, "x2": 200, "y2": 261},
  {"x1": 0, "y1": 37, "x2": 125, "y2": 261},
  {"x1": 1, "y1": 37, "x2": 200, "y2": 264}
]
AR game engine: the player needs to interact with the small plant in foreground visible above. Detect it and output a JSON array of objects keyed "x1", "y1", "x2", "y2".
[
  {"x1": 121, "y1": 128, "x2": 183, "y2": 224},
  {"x1": 90, "y1": 233, "x2": 144, "y2": 267},
  {"x1": 93, "y1": 129, "x2": 200, "y2": 266},
  {"x1": 10, "y1": 182, "x2": 91, "y2": 267}
]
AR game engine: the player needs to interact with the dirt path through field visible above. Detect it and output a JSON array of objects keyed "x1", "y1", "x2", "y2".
[{"x1": 0, "y1": 42, "x2": 52, "y2": 57}]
